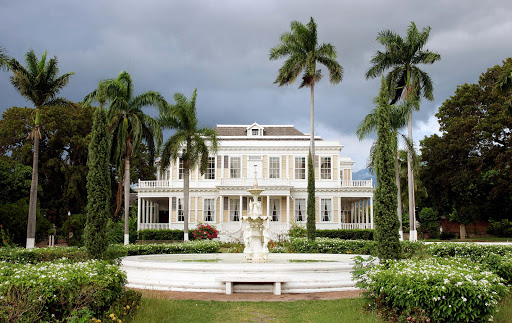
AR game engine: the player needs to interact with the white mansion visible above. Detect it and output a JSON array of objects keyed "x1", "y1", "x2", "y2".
[{"x1": 135, "y1": 123, "x2": 374, "y2": 241}]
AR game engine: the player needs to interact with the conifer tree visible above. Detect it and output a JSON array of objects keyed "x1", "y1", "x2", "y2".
[
  {"x1": 84, "y1": 107, "x2": 111, "y2": 258},
  {"x1": 374, "y1": 78, "x2": 401, "y2": 259},
  {"x1": 307, "y1": 152, "x2": 316, "y2": 240}
]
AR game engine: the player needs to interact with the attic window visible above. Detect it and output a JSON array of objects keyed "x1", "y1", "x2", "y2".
[{"x1": 252, "y1": 129, "x2": 259, "y2": 136}]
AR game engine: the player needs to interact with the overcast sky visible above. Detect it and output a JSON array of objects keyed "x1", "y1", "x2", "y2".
[{"x1": 1, "y1": 0, "x2": 511, "y2": 171}]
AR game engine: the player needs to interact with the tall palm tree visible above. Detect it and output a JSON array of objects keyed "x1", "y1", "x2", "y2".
[
  {"x1": 0, "y1": 46, "x2": 10, "y2": 71},
  {"x1": 357, "y1": 100, "x2": 411, "y2": 239},
  {"x1": 9, "y1": 50, "x2": 74, "y2": 248},
  {"x1": 84, "y1": 71, "x2": 166, "y2": 245},
  {"x1": 365, "y1": 22, "x2": 440, "y2": 241},
  {"x1": 269, "y1": 17, "x2": 343, "y2": 157},
  {"x1": 159, "y1": 89, "x2": 218, "y2": 241}
]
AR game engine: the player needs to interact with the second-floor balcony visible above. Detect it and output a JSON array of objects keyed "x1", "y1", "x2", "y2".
[{"x1": 137, "y1": 178, "x2": 374, "y2": 189}]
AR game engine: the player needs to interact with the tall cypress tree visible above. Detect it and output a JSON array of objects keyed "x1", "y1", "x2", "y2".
[
  {"x1": 374, "y1": 77, "x2": 401, "y2": 259},
  {"x1": 307, "y1": 152, "x2": 316, "y2": 240},
  {"x1": 84, "y1": 107, "x2": 111, "y2": 258}
]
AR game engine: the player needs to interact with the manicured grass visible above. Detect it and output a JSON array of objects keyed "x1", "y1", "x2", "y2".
[
  {"x1": 128, "y1": 298, "x2": 379, "y2": 323},
  {"x1": 422, "y1": 237, "x2": 512, "y2": 242},
  {"x1": 495, "y1": 295, "x2": 512, "y2": 323}
]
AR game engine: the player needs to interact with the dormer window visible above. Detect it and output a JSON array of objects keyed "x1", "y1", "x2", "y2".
[
  {"x1": 252, "y1": 129, "x2": 259, "y2": 136},
  {"x1": 247, "y1": 122, "x2": 264, "y2": 137}
]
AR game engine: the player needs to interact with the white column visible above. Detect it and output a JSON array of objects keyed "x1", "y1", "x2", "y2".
[
  {"x1": 338, "y1": 197, "x2": 342, "y2": 226},
  {"x1": 149, "y1": 201, "x2": 153, "y2": 224},
  {"x1": 370, "y1": 197, "x2": 374, "y2": 229},
  {"x1": 220, "y1": 195, "x2": 224, "y2": 224},
  {"x1": 239, "y1": 195, "x2": 243, "y2": 227},
  {"x1": 285, "y1": 156, "x2": 288, "y2": 180},
  {"x1": 143, "y1": 199, "x2": 146, "y2": 225},
  {"x1": 286, "y1": 195, "x2": 290, "y2": 224},
  {"x1": 266, "y1": 195, "x2": 270, "y2": 220},
  {"x1": 195, "y1": 196, "x2": 198, "y2": 224},
  {"x1": 168, "y1": 197, "x2": 172, "y2": 229},
  {"x1": 137, "y1": 196, "x2": 141, "y2": 232}
]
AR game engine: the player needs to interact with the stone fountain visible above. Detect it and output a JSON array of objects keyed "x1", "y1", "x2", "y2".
[{"x1": 242, "y1": 167, "x2": 270, "y2": 263}]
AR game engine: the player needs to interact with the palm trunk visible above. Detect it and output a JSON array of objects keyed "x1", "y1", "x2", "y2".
[
  {"x1": 395, "y1": 149, "x2": 403, "y2": 241},
  {"x1": 123, "y1": 155, "x2": 130, "y2": 245},
  {"x1": 407, "y1": 112, "x2": 417, "y2": 241},
  {"x1": 183, "y1": 167, "x2": 190, "y2": 241},
  {"x1": 310, "y1": 84, "x2": 315, "y2": 157},
  {"x1": 26, "y1": 108, "x2": 41, "y2": 249}
]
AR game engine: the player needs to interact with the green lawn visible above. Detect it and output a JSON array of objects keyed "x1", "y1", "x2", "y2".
[
  {"x1": 128, "y1": 296, "x2": 512, "y2": 323},
  {"x1": 128, "y1": 298, "x2": 379, "y2": 323}
]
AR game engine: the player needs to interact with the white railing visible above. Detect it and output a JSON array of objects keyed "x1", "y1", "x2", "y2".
[
  {"x1": 139, "y1": 223, "x2": 169, "y2": 230},
  {"x1": 220, "y1": 177, "x2": 290, "y2": 187},
  {"x1": 340, "y1": 223, "x2": 373, "y2": 230},
  {"x1": 341, "y1": 180, "x2": 373, "y2": 188},
  {"x1": 138, "y1": 180, "x2": 170, "y2": 188}
]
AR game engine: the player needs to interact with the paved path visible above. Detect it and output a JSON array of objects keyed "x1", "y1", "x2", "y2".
[{"x1": 131, "y1": 288, "x2": 363, "y2": 302}]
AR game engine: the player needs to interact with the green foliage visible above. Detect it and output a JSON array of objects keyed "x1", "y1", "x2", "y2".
[
  {"x1": 356, "y1": 257, "x2": 508, "y2": 322},
  {"x1": 107, "y1": 240, "x2": 221, "y2": 256},
  {"x1": 440, "y1": 231, "x2": 456, "y2": 240},
  {"x1": 418, "y1": 207, "x2": 440, "y2": 238},
  {"x1": 487, "y1": 219, "x2": 512, "y2": 237},
  {"x1": 0, "y1": 159, "x2": 32, "y2": 204},
  {"x1": 191, "y1": 223, "x2": 219, "y2": 240},
  {"x1": 316, "y1": 229, "x2": 374, "y2": 240},
  {"x1": 138, "y1": 229, "x2": 185, "y2": 241},
  {"x1": 84, "y1": 107, "x2": 111, "y2": 258},
  {"x1": 57, "y1": 213, "x2": 86, "y2": 246},
  {"x1": 107, "y1": 214, "x2": 137, "y2": 244},
  {"x1": 288, "y1": 222, "x2": 307, "y2": 238},
  {"x1": 306, "y1": 152, "x2": 316, "y2": 240},
  {"x1": 0, "y1": 260, "x2": 126, "y2": 322},
  {"x1": 421, "y1": 58, "x2": 512, "y2": 224},
  {"x1": 100, "y1": 289, "x2": 141, "y2": 323},
  {"x1": 373, "y1": 78, "x2": 400, "y2": 260}
]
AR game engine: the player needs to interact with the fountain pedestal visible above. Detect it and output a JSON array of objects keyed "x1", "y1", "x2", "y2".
[{"x1": 242, "y1": 169, "x2": 269, "y2": 263}]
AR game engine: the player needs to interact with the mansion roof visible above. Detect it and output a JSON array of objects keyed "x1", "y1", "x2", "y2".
[{"x1": 215, "y1": 123, "x2": 322, "y2": 140}]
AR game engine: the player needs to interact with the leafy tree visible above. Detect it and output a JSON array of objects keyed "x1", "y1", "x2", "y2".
[
  {"x1": 84, "y1": 107, "x2": 111, "y2": 258},
  {"x1": 421, "y1": 58, "x2": 512, "y2": 235},
  {"x1": 418, "y1": 207, "x2": 439, "y2": 239},
  {"x1": 366, "y1": 22, "x2": 440, "y2": 241},
  {"x1": 269, "y1": 17, "x2": 343, "y2": 158},
  {"x1": 8, "y1": 50, "x2": 74, "y2": 248},
  {"x1": 84, "y1": 71, "x2": 165, "y2": 245},
  {"x1": 159, "y1": 89, "x2": 218, "y2": 241},
  {"x1": 0, "y1": 159, "x2": 32, "y2": 204},
  {"x1": 0, "y1": 46, "x2": 9, "y2": 71},
  {"x1": 374, "y1": 78, "x2": 400, "y2": 260},
  {"x1": 307, "y1": 152, "x2": 316, "y2": 240}
]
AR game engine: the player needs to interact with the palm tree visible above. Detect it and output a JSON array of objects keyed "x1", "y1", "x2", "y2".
[
  {"x1": 365, "y1": 22, "x2": 440, "y2": 241},
  {"x1": 159, "y1": 89, "x2": 218, "y2": 241},
  {"x1": 0, "y1": 46, "x2": 10, "y2": 71},
  {"x1": 9, "y1": 50, "x2": 74, "y2": 248},
  {"x1": 84, "y1": 71, "x2": 166, "y2": 245},
  {"x1": 269, "y1": 17, "x2": 343, "y2": 157},
  {"x1": 357, "y1": 101, "x2": 411, "y2": 239}
]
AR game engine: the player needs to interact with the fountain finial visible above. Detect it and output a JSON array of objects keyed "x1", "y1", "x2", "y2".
[{"x1": 253, "y1": 165, "x2": 258, "y2": 188}]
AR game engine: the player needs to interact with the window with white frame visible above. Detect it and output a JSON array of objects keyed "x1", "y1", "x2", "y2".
[
  {"x1": 294, "y1": 199, "x2": 306, "y2": 222},
  {"x1": 252, "y1": 129, "x2": 259, "y2": 136},
  {"x1": 320, "y1": 157, "x2": 332, "y2": 179},
  {"x1": 270, "y1": 198, "x2": 281, "y2": 221},
  {"x1": 205, "y1": 157, "x2": 215, "y2": 179},
  {"x1": 229, "y1": 198, "x2": 240, "y2": 221},
  {"x1": 295, "y1": 157, "x2": 306, "y2": 179},
  {"x1": 321, "y1": 199, "x2": 332, "y2": 222},
  {"x1": 203, "y1": 199, "x2": 215, "y2": 222},
  {"x1": 340, "y1": 169, "x2": 344, "y2": 181},
  {"x1": 177, "y1": 198, "x2": 184, "y2": 222},
  {"x1": 178, "y1": 158, "x2": 184, "y2": 179},
  {"x1": 269, "y1": 157, "x2": 280, "y2": 178},
  {"x1": 230, "y1": 157, "x2": 241, "y2": 178}
]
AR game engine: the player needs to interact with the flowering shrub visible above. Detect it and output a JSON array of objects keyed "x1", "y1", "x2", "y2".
[
  {"x1": 0, "y1": 260, "x2": 127, "y2": 322},
  {"x1": 356, "y1": 257, "x2": 509, "y2": 322},
  {"x1": 191, "y1": 223, "x2": 219, "y2": 240},
  {"x1": 0, "y1": 246, "x2": 88, "y2": 264},
  {"x1": 288, "y1": 222, "x2": 307, "y2": 238},
  {"x1": 109, "y1": 240, "x2": 222, "y2": 256}
]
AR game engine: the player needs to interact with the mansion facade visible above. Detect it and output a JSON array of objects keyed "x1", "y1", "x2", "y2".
[{"x1": 134, "y1": 123, "x2": 374, "y2": 241}]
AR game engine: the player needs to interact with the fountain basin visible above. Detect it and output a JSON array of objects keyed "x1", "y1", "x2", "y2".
[{"x1": 122, "y1": 253, "x2": 361, "y2": 294}]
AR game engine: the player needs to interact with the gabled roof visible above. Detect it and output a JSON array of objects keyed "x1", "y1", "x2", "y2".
[{"x1": 215, "y1": 124, "x2": 305, "y2": 137}]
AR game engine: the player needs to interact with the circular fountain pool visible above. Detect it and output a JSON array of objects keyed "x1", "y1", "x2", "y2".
[{"x1": 122, "y1": 253, "x2": 361, "y2": 294}]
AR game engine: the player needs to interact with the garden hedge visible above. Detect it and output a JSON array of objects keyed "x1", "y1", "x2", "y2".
[{"x1": 316, "y1": 229, "x2": 374, "y2": 240}]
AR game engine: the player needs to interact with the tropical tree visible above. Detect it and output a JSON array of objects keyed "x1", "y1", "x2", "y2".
[
  {"x1": 0, "y1": 46, "x2": 10, "y2": 71},
  {"x1": 365, "y1": 22, "x2": 440, "y2": 241},
  {"x1": 84, "y1": 71, "x2": 166, "y2": 245},
  {"x1": 269, "y1": 17, "x2": 343, "y2": 157},
  {"x1": 8, "y1": 50, "x2": 74, "y2": 248},
  {"x1": 357, "y1": 97, "x2": 411, "y2": 239},
  {"x1": 159, "y1": 89, "x2": 218, "y2": 241}
]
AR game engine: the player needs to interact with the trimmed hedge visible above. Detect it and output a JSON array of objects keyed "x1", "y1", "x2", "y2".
[
  {"x1": 107, "y1": 240, "x2": 222, "y2": 257},
  {"x1": 138, "y1": 229, "x2": 185, "y2": 241},
  {"x1": 316, "y1": 229, "x2": 374, "y2": 240},
  {"x1": 356, "y1": 257, "x2": 509, "y2": 322},
  {"x1": 0, "y1": 260, "x2": 127, "y2": 322}
]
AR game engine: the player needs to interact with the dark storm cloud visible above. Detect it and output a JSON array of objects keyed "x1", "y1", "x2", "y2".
[{"x1": 1, "y1": 0, "x2": 511, "y2": 169}]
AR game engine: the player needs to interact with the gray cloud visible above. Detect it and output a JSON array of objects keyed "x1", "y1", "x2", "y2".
[{"x1": 1, "y1": 0, "x2": 511, "y2": 170}]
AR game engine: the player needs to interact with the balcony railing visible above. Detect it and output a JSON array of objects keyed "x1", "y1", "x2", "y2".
[
  {"x1": 341, "y1": 179, "x2": 373, "y2": 188},
  {"x1": 219, "y1": 177, "x2": 290, "y2": 187},
  {"x1": 138, "y1": 180, "x2": 170, "y2": 188}
]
